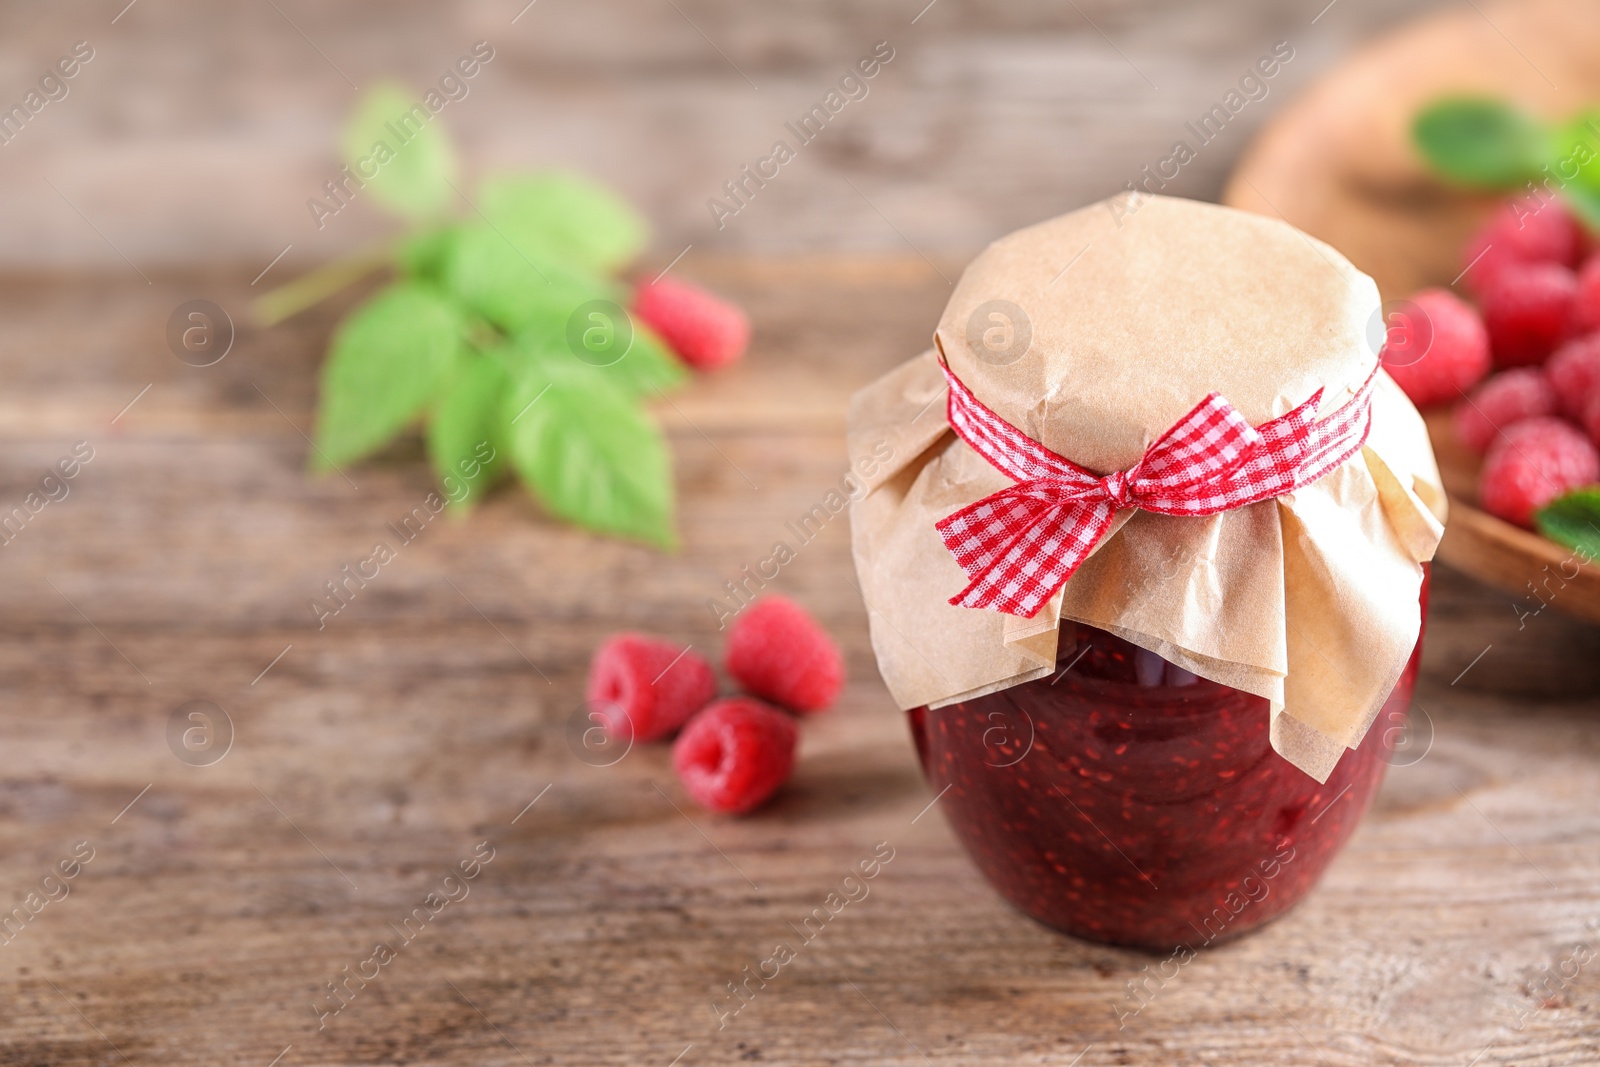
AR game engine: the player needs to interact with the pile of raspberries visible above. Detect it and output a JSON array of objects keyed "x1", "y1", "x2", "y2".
[
  {"x1": 1384, "y1": 195, "x2": 1600, "y2": 528},
  {"x1": 585, "y1": 596, "x2": 843, "y2": 815}
]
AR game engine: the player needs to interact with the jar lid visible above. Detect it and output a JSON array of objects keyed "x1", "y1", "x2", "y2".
[
  {"x1": 935, "y1": 195, "x2": 1374, "y2": 475},
  {"x1": 848, "y1": 195, "x2": 1445, "y2": 782}
]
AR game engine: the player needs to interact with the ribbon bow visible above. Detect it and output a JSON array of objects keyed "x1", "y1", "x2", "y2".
[{"x1": 936, "y1": 361, "x2": 1379, "y2": 617}]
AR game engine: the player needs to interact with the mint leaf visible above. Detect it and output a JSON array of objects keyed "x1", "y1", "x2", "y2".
[
  {"x1": 441, "y1": 224, "x2": 616, "y2": 335},
  {"x1": 314, "y1": 283, "x2": 463, "y2": 468},
  {"x1": 1413, "y1": 98, "x2": 1547, "y2": 188},
  {"x1": 343, "y1": 83, "x2": 457, "y2": 221},
  {"x1": 479, "y1": 173, "x2": 648, "y2": 273},
  {"x1": 504, "y1": 359, "x2": 675, "y2": 547},
  {"x1": 428, "y1": 354, "x2": 511, "y2": 513},
  {"x1": 1534, "y1": 487, "x2": 1600, "y2": 559}
]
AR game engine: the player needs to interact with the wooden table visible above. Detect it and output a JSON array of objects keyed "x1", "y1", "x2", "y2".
[
  {"x1": 1, "y1": 259, "x2": 1598, "y2": 1067},
  {"x1": 5, "y1": 0, "x2": 1600, "y2": 1063}
]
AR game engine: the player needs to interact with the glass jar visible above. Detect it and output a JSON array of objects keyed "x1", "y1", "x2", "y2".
[{"x1": 908, "y1": 569, "x2": 1428, "y2": 950}]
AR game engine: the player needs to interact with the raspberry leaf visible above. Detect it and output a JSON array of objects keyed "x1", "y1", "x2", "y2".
[
  {"x1": 1413, "y1": 98, "x2": 1549, "y2": 189},
  {"x1": 609, "y1": 325, "x2": 690, "y2": 397},
  {"x1": 342, "y1": 84, "x2": 457, "y2": 221},
  {"x1": 314, "y1": 282, "x2": 464, "y2": 469},
  {"x1": 397, "y1": 225, "x2": 459, "y2": 280},
  {"x1": 441, "y1": 224, "x2": 617, "y2": 335},
  {"x1": 479, "y1": 173, "x2": 648, "y2": 273},
  {"x1": 1562, "y1": 183, "x2": 1600, "y2": 234},
  {"x1": 1534, "y1": 488, "x2": 1600, "y2": 561},
  {"x1": 427, "y1": 354, "x2": 512, "y2": 514},
  {"x1": 504, "y1": 360, "x2": 675, "y2": 547},
  {"x1": 506, "y1": 308, "x2": 688, "y2": 399},
  {"x1": 265, "y1": 89, "x2": 724, "y2": 549},
  {"x1": 1550, "y1": 111, "x2": 1600, "y2": 212}
]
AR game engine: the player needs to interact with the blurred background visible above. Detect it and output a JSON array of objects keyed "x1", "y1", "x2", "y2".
[{"x1": 8, "y1": 0, "x2": 1443, "y2": 271}]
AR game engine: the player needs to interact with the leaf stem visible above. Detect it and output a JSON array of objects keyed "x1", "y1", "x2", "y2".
[{"x1": 252, "y1": 243, "x2": 396, "y2": 326}]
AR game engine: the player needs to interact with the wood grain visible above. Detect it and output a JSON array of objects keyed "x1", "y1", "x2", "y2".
[
  {"x1": 0, "y1": 0, "x2": 1442, "y2": 271},
  {"x1": 2, "y1": 0, "x2": 1599, "y2": 1063},
  {"x1": 0, "y1": 261, "x2": 1596, "y2": 1067}
]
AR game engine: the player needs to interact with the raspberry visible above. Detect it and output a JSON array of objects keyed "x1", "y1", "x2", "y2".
[
  {"x1": 632, "y1": 276, "x2": 750, "y2": 371},
  {"x1": 726, "y1": 596, "x2": 844, "y2": 713},
  {"x1": 1478, "y1": 417, "x2": 1599, "y2": 528},
  {"x1": 1573, "y1": 256, "x2": 1600, "y2": 334},
  {"x1": 1479, "y1": 263, "x2": 1577, "y2": 367},
  {"x1": 1461, "y1": 196, "x2": 1583, "y2": 293},
  {"x1": 1546, "y1": 334, "x2": 1600, "y2": 419},
  {"x1": 1585, "y1": 393, "x2": 1600, "y2": 450},
  {"x1": 1453, "y1": 369, "x2": 1558, "y2": 453},
  {"x1": 586, "y1": 633, "x2": 716, "y2": 742},
  {"x1": 672, "y1": 697, "x2": 797, "y2": 814},
  {"x1": 1380, "y1": 288, "x2": 1491, "y2": 406}
]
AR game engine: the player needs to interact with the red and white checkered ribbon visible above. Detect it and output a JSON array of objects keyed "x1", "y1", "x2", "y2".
[{"x1": 936, "y1": 361, "x2": 1380, "y2": 617}]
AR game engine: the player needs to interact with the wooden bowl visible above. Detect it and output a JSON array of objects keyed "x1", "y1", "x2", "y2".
[{"x1": 1224, "y1": 0, "x2": 1600, "y2": 625}]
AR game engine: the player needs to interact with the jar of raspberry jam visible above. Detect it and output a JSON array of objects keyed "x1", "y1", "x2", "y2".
[
  {"x1": 847, "y1": 196, "x2": 1446, "y2": 949},
  {"x1": 908, "y1": 568, "x2": 1426, "y2": 950}
]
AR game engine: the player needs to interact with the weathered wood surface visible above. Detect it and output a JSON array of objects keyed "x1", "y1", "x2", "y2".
[
  {"x1": 3, "y1": 0, "x2": 1600, "y2": 1064},
  {"x1": 0, "y1": 260, "x2": 1597, "y2": 1067},
  {"x1": 4, "y1": 0, "x2": 1443, "y2": 272}
]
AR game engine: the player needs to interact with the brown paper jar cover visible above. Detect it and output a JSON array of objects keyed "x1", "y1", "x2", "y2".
[{"x1": 846, "y1": 195, "x2": 1445, "y2": 783}]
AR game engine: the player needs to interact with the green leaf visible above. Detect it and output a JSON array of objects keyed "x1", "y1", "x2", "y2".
[
  {"x1": 1412, "y1": 98, "x2": 1548, "y2": 189},
  {"x1": 602, "y1": 324, "x2": 689, "y2": 397},
  {"x1": 1534, "y1": 487, "x2": 1600, "y2": 559},
  {"x1": 441, "y1": 223, "x2": 617, "y2": 335},
  {"x1": 314, "y1": 283, "x2": 463, "y2": 468},
  {"x1": 1550, "y1": 111, "x2": 1600, "y2": 227},
  {"x1": 397, "y1": 226, "x2": 459, "y2": 279},
  {"x1": 479, "y1": 172, "x2": 648, "y2": 273},
  {"x1": 427, "y1": 354, "x2": 512, "y2": 514},
  {"x1": 1563, "y1": 184, "x2": 1600, "y2": 233},
  {"x1": 505, "y1": 304, "x2": 688, "y2": 400},
  {"x1": 504, "y1": 359, "x2": 675, "y2": 547},
  {"x1": 343, "y1": 83, "x2": 457, "y2": 221}
]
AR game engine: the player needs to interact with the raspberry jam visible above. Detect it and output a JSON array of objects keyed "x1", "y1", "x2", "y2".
[{"x1": 909, "y1": 572, "x2": 1427, "y2": 950}]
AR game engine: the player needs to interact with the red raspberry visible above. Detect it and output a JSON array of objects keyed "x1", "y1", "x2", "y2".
[
  {"x1": 1585, "y1": 393, "x2": 1600, "y2": 450},
  {"x1": 672, "y1": 697, "x2": 797, "y2": 814},
  {"x1": 1548, "y1": 333, "x2": 1600, "y2": 418},
  {"x1": 1453, "y1": 369, "x2": 1558, "y2": 453},
  {"x1": 1573, "y1": 256, "x2": 1600, "y2": 335},
  {"x1": 1480, "y1": 262, "x2": 1577, "y2": 367},
  {"x1": 586, "y1": 633, "x2": 716, "y2": 742},
  {"x1": 632, "y1": 276, "x2": 750, "y2": 371},
  {"x1": 1461, "y1": 196, "x2": 1583, "y2": 293},
  {"x1": 1380, "y1": 288, "x2": 1491, "y2": 406},
  {"x1": 1478, "y1": 417, "x2": 1599, "y2": 528},
  {"x1": 726, "y1": 596, "x2": 844, "y2": 713}
]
